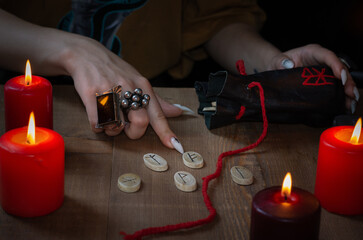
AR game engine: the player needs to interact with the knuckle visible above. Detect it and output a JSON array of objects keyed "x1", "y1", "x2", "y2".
[
  {"x1": 302, "y1": 43, "x2": 326, "y2": 57},
  {"x1": 131, "y1": 115, "x2": 149, "y2": 129},
  {"x1": 135, "y1": 76, "x2": 152, "y2": 89},
  {"x1": 78, "y1": 85, "x2": 97, "y2": 98},
  {"x1": 154, "y1": 110, "x2": 167, "y2": 122},
  {"x1": 306, "y1": 43, "x2": 321, "y2": 49}
]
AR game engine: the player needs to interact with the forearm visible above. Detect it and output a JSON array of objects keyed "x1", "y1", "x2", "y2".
[
  {"x1": 0, "y1": 9, "x2": 75, "y2": 76},
  {"x1": 205, "y1": 22, "x2": 282, "y2": 75}
]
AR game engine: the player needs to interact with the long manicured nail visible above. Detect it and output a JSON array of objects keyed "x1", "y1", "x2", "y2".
[
  {"x1": 173, "y1": 104, "x2": 197, "y2": 116},
  {"x1": 281, "y1": 59, "x2": 294, "y2": 69},
  {"x1": 339, "y1": 57, "x2": 351, "y2": 69},
  {"x1": 341, "y1": 69, "x2": 347, "y2": 86},
  {"x1": 351, "y1": 100, "x2": 357, "y2": 114},
  {"x1": 171, "y1": 137, "x2": 184, "y2": 154},
  {"x1": 353, "y1": 86, "x2": 360, "y2": 102}
]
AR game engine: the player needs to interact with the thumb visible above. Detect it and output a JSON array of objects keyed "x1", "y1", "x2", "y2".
[{"x1": 155, "y1": 94, "x2": 183, "y2": 117}]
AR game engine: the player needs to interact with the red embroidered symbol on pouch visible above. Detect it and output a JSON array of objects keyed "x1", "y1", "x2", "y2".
[{"x1": 301, "y1": 67, "x2": 335, "y2": 86}]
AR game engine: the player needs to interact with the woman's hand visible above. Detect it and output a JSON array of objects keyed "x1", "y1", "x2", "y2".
[
  {"x1": 206, "y1": 23, "x2": 359, "y2": 113},
  {"x1": 0, "y1": 9, "x2": 184, "y2": 149},
  {"x1": 269, "y1": 44, "x2": 359, "y2": 113},
  {"x1": 62, "y1": 35, "x2": 183, "y2": 148}
]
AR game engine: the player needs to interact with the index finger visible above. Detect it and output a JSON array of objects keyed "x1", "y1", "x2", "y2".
[
  {"x1": 303, "y1": 45, "x2": 348, "y2": 82},
  {"x1": 139, "y1": 82, "x2": 177, "y2": 149}
]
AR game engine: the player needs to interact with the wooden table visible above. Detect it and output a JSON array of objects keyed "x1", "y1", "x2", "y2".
[{"x1": 0, "y1": 85, "x2": 362, "y2": 240}]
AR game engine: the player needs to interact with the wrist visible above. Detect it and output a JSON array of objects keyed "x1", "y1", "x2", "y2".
[
  {"x1": 59, "y1": 33, "x2": 107, "y2": 77},
  {"x1": 32, "y1": 27, "x2": 76, "y2": 77},
  {"x1": 49, "y1": 31, "x2": 84, "y2": 77}
]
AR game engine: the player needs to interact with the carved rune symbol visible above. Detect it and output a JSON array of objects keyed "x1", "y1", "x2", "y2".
[
  {"x1": 187, "y1": 153, "x2": 198, "y2": 162},
  {"x1": 122, "y1": 177, "x2": 137, "y2": 183},
  {"x1": 236, "y1": 167, "x2": 245, "y2": 179},
  {"x1": 178, "y1": 173, "x2": 188, "y2": 183},
  {"x1": 174, "y1": 171, "x2": 197, "y2": 192},
  {"x1": 301, "y1": 67, "x2": 335, "y2": 86},
  {"x1": 146, "y1": 154, "x2": 160, "y2": 165}
]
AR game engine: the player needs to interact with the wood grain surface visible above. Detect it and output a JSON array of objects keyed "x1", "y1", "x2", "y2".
[{"x1": 0, "y1": 85, "x2": 362, "y2": 240}]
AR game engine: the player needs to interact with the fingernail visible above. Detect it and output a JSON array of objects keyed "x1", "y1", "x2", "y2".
[
  {"x1": 281, "y1": 59, "x2": 294, "y2": 69},
  {"x1": 353, "y1": 86, "x2": 360, "y2": 102},
  {"x1": 339, "y1": 57, "x2": 351, "y2": 69},
  {"x1": 173, "y1": 104, "x2": 197, "y2": 116},
  {"x1": 351, "y1": 100, "x2": 357, "y2": 114},
  {"x1": 171, "y1": 137, "x2": 184, "y2": 154},
  {"x1": 341, "y1": 69, "x2": 347, "y2": 86}
]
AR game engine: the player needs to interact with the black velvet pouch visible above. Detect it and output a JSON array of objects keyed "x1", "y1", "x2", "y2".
[{"x1": 195, "y1": 66, "x2": 345, "y2": 129}]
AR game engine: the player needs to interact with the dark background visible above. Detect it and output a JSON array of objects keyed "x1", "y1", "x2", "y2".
[{"x1": 259, "y1": 0, "x2": 363, "y2": 67}]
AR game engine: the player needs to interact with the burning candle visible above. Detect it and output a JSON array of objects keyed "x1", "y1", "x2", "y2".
[
  {"x1": 0, "y1": 112, "x2": 64, "y2": 217},
  {"x1": 250, "y1": 173, "x2": 321, "y2": 240},
  {"x1": 315, "y1": 118, "x2": 363, "y2": 215},
  {"x1": 4, "y1": 60, "x2": 53, "y2": 131}
]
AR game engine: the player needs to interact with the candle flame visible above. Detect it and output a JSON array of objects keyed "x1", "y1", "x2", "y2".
[
  {"x1": 350, "y1": 118, "x2": 362, "y2": 144},
  {"x1": 25, "y1": 59, "x2": 32, "y2": 85},
  {"x1": 27, "y1": 112, "x2": 36, "y2": 144},
  {"x1": 99, "y1": 95, "x2": 109, "y2": 106},
  {"x1": 281, "y1": 172, "x2": 292, "y2": 200}
]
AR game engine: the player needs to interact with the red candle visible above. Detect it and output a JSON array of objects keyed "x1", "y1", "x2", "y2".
[
  {"x1": 4, "y1": 60, "x2": 52, "y2": 131},
  {"x1": 315, "y1": 118, "x2": 363, "y2": 215},
  {"x1": 0, "y1": 112, "x2": 64, "y2": 217},
  {"x1": 250, "y1": 173, "x2": 321, "y2": 240}
]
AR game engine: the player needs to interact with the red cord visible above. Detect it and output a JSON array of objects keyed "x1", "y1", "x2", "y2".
[
  {"x1": 235, "y1": 106, "x2": 246, "y2": 120},
  {"x1": 236, "y1": 60, "x2": 247, "y2": 76},
  {"x1": 120, "y1": 82, "x2": 268, "y2": 240}
]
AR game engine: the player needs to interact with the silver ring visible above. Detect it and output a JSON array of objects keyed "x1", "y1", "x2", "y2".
[{"x1": 121, "y1": 88, "x2": 150, "y2": 110}]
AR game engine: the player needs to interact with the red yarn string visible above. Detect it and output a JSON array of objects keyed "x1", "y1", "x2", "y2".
[
  {"x1": 120, "y1": 82, "x2": 268, "y2": 240},
  {"x1": 236, "y1": 60, "x2": 247, "y2": 76},
  {"x1": 235, "y1": 106, "x2": 246, "y2": 120}
]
